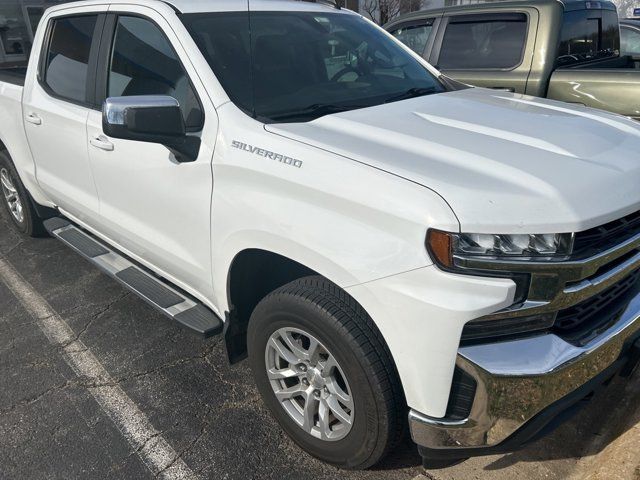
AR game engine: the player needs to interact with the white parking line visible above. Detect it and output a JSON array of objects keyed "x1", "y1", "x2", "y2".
[{"x1": 0, "y1": 256, "x2": 198, "y2": 480}]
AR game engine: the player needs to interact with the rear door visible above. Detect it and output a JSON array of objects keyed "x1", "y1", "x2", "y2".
[
  {"x1": 22, "y1": 6, "x2": 106, "y2": 222},
  {"x1": 431, "y1": 10, "x2": 537, "y2": 93},
  {"x1": 86, "y1": 6, "x2": 219, "y2": 299}
]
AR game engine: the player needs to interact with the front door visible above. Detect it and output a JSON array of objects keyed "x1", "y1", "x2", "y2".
[{"x1": 86, "y1": 9, "x2": 218, "y2": 299}]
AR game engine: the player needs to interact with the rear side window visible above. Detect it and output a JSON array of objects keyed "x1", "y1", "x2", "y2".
[
  {"x1": 557, "y1": 9, "x2": 620, "y2": 66},
  {"x1": 107, "y1": 16, "x2": 204, "y2": 129},
  {"x1": 44, "y1": 15, "x2": 98, "y2": 103},
  {"x1": 438, "y1": 13, "x2": 528, "y2": 69},
  {"x1": 390, "y1": 20, "x2": 434, "y2": 55}
]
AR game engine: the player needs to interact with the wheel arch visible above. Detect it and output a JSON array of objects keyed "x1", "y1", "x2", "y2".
[
  {"x1": 222, "y1": 247, "x2": 396, "y2": 368},
  {"x1": 224, "y1": 248, "x2": 319, "y2": 363}
]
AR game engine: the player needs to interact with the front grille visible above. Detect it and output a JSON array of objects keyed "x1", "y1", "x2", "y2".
[
  {"x1": 573, "y1": 210, "x2": 640, "y2": 258},
  {"x1": 553, "y1": 268, "x2": 640, "y2": 346},
  {"x1": 461, "y1": 268, "x2": 640, "y2": 346}
]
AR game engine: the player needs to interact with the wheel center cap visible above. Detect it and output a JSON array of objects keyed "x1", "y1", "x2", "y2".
[{"x1": 307, "y1": 368, "x2": 324, "y2": 389}]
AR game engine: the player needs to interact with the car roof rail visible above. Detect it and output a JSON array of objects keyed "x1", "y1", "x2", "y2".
[{"x1": 296, "y1": 0, "x2": 341, "y2": 10}]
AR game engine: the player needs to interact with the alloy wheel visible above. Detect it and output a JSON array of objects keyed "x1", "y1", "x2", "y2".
[
  {"x1": 0, "y1": 168, "x2": 24, "y2": 224},
  {"x1": 265, "y1": 327, "x2": 354, "y2": 441}
]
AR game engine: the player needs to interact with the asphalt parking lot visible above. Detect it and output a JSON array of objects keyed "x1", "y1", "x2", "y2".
[{"x1": 1, "y1": 208, "x2": 639, "y2": 480}]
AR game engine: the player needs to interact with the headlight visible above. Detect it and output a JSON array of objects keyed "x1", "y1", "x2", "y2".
[{"x1": 427, "y1": 230, "x2": 574, "y2": 268}]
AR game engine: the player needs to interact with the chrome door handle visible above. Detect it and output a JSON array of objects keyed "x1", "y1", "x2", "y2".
[
  {"x1": 25, "y1": 113, "x2": 42, "y2": 125},
  {"x1": 90, "y1": 135, "x2": 114, "y2": 152}
]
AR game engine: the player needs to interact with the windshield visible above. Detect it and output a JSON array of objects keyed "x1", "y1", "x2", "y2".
[{"x1": 181, "y1": 11, "x2": 445, "y2": 123}]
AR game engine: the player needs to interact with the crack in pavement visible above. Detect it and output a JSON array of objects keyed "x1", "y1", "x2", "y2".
[
  {"x1": 155, "y1": 404, "x2": 215, "y2": 479},
  {"x1": 0, "y1": 380, "x2": 76, "y2": 414},
  {"x1": 60, "y1": 291, "x2": 132, "y2": 349}
]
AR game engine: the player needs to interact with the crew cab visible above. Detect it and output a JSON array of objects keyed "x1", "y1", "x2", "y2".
[
  {"x1": 1, "y1": 0, "x2": 640, "y2": 470},
  {"x1": 387, "y1": 0, "x2": 640, "y2": 120}
]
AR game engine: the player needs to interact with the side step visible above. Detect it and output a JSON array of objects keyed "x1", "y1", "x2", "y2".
[{"x1": 43, "y1": 217, "x2": 223, "y2": 337}]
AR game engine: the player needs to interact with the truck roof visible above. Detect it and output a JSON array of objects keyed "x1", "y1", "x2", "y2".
[
  {"x1": 385, "y1": 0, "x2": 616, "y2": 25},
  {"x1": 46, "y1": 0, "x2": 347, "y2": 14}
]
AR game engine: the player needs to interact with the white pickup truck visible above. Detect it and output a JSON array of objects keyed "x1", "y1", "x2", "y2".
[{"x1": 2, "y1": 0, "x2": 640, "y2": 470}]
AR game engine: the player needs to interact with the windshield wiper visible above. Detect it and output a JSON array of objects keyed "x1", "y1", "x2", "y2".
[
  {"x1": 384, "y1": 87, "x2": 438, "y2": 104},
  {"x1": 268, "y1": 103, "x2": 366, "y2": 122}
]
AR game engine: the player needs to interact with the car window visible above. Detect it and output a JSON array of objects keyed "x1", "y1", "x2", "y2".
[
  {"x1": 108, "y1": 16, "x2": 203, "y2": 129},
  {"x1": 438, "y1": 13, "x2": 528, "y2": 70},
  {"x1": 182, "y1": 11, "x2": 445, "y2": 123},
  {"x1": 621, "y1": 26, "x2": 640, "y2": 55},
  {"x1": 390, "y1": 20, "x2": 434, "y2": 55},
  {"x1": 557, "y1": 10, "x2": 620, "y2": 66},
  {"x1": 43, "y1": 15, "x2": 97, "y2": 103}
]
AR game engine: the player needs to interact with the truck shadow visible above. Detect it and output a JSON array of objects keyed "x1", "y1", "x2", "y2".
[{"x1": 483, "y1": 368, "x2": 640, "y2": 471}]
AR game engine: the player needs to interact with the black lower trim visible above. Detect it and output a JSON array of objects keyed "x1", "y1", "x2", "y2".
[
  {"x1": 223, "y1": 310, "x2": 248, "y2": 364},
  {"x1": 25, "y1": 189, "x2": 57, "y2": 222},
  {"x1": 418, "y1": 335, "x2": 640, "y2": 462},
  {"x1": 174, "y1": 305, "x2": 223, "y2": 337}
]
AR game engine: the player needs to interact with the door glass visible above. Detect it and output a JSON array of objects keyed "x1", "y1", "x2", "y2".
[
  {"x1": 44, "y1": 15, "x2": 97, "y2": 103},
  {"x1": 439, "y1": 13, "x2": 528, "y2": 69},
  {"x1": 390, "y1": 22, "x2": 434, "y2": 55},
  {"x1": 557, "y1": 9, "x2": 620, "y2": 66},
  {"x1": 621, "y1": 27, "x2": 640, "y2": 55},
  {"x1": 108, "y1": 16, "x2": 203, "y2": 129}
]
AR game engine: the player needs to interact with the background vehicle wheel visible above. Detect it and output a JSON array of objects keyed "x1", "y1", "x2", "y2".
[
  {"x1": 248, "y1": 275, "x2": 405, "y2": 469},
  {"x1": 0, "y1": 150, "x2": 46, "y2": 237}
]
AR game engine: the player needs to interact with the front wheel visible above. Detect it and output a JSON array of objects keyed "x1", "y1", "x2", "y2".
[
  {"x1": 248, "y1": 276, "x2": 405, "y2": 469},
  {"x1": 0, "y1": 150, "x2": 46, "y2": 237}
]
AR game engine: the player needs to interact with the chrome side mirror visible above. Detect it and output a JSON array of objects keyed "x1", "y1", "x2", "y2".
[{"x1": 102, "y1": 95, "x2": 200, "y2": 162}]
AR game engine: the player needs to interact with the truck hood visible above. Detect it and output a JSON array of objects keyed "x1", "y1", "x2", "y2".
[{"x1": 266, "y1": 88, "x2": 640, "y2": 233}]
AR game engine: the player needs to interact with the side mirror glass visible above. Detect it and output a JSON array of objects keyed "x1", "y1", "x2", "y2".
[{"x1": 102, "y1": 95, "x2": 200, "y2": 162}]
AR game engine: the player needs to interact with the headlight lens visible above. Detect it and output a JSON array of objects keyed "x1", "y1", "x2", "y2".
[{"x1": 428, "y1": 230, "x2": 574, "y2": 267}]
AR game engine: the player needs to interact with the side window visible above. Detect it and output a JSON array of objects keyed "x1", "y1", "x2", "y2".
[
  {"x1": 438, "y1": 13, "x2": 528, "y2": 70},
  {"x1": 43, "y1": 15, "x2": 98, "y2": 103},
  {"x1": 621, "y1": 27, "x2": 640, "y2": 55},
  {"x1": 390, "y1": 20, "x2": 434, "y2": 55},
  {"x1": 108, "y1": 16, "x2": 203, "y2": 130}
]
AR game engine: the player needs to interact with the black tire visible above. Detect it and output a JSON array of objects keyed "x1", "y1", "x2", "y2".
[
  {"x1": 247, "y1": 275, "x2": 406, "y2": 469},
  {"x1": 0, "y1": 150, "x2": 46, "y2": 237}
]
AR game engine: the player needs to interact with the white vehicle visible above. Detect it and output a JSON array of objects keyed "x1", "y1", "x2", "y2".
[{"x1": 1, "y1": 0, "x2": 640, "y2": 470}]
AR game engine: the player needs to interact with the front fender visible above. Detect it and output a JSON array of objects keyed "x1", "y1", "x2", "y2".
[{"x1": 210, "y1": 108, "x2": 460, "y2": 311}]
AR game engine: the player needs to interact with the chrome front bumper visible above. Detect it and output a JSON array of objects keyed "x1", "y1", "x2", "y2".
[{"x1": 410, "y1": 287, "x2": 640, "y2": 453}]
